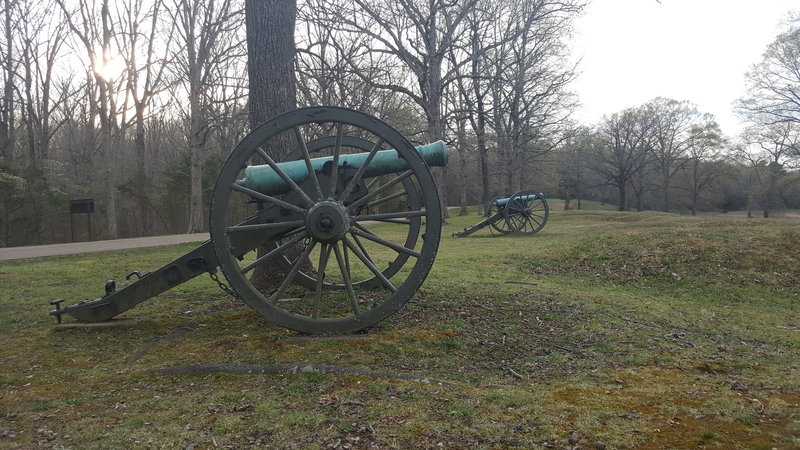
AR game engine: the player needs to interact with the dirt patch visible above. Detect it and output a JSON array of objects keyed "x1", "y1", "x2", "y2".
[{"x1": 546, "y1": 366, "x2": 797, "y2": 449}]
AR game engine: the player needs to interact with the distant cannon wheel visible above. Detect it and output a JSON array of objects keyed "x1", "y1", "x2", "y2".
[
  {"x1": 488, "y1": 193, "x2": 513, "y2": 235},
  {"x1": 209, "y1": 106, "x2": 442, "y2": 334},
  {"x1": 504, "y1": 190, "x2": 549, "y2": 235}
]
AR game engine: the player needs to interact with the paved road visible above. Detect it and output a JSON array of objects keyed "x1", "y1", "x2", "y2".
[{"x1": 0, "y1": 233, "x2": 209, "y2": 262}]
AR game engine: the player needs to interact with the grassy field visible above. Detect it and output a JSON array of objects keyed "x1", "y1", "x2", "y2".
[{"x1": 1, "y1": 208, "x2": 798, "y2": 449}]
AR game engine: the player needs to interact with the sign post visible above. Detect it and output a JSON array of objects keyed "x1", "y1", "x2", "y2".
[{"x1": 69, "y1": 199, "x2": 94, "y2": 242}]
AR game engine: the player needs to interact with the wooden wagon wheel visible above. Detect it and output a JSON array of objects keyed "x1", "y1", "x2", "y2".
[{"x1": 209, "y1": 106, "x2": 442, "y2": 334}]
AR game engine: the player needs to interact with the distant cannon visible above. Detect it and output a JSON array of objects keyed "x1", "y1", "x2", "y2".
[
  {"x1": 49, "y1": 107, "x2": 447, "y2": 334},
  {"x1": 454, "y1": 191, "x2": 549, "y2": 237}
]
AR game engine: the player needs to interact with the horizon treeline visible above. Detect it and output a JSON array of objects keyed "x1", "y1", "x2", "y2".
[{"x1": 0, "y1": 0, "x2": 798, "y2": 247}]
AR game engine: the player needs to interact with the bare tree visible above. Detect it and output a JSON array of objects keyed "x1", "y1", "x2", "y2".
[
  {"x1": 15, "y1": 0, "x2": 72, "y2": 169},
  {"x1": 677, "y1": 119, "x2": 724, "y2": 215},
  {"x1": 737, "y1": 18, "x2": 800, "y2": 127},
  {"x1": 309, "y1": 0, "x2": 485, "y2": 218},
  {"x1": 445, "y1": 81, "x2": 473, "y2": 215},
  {"x1": 490, "y1": 0, "x2": 581, "y2": 193},
  {"x1": 450, "y1": 1, "x2": 506, "y2": 209},
  {"x1": 169, "y1": 0, "x2": 244, "y2": 233},
  {"x1": 646, "y1": 98, "x2": 697, "y2": 212},
  {"x1": 115, "y1": 0, "x2": 174, "y2": 235},
  {"x1": 738, "y1": 122, "x2": 800, "y2": 218},
  {"x1": 555, "y1": 125, "x2": 595, "y2": 210},
  {"x1": 590, "y1": 107, "x2": 653, "y2": 211},
  {"x1": 57, "y1": 0, "x2": 130, "y2": 239},
  {"x1": 0, "y1": 0, "x2": 17, "y2": 164}
]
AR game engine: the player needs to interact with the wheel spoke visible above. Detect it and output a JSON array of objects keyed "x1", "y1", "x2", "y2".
[
  {"x1": 312, "y1": 243, "x2": 333, "y2": 319},
  {"x1": 351, "y1": 233, "x2": 374, "y2": 264},
  {"x1": 272, "y1": 239, "x2": 318, "y2": 304},
  {"x1": 329, "y1": 123, "x2": 343, "y2": 197},
  {"x1": 343, "y1": 239, "x2": 351, "y2": 275},
  {"x1": 343, "y1": 237, "x2": 397, "y2": 293},
  {"x1": 240, "y1": 231, "x2": 309, "y2": 274},
  {"x1": 293, "y1": 126, "x2": 324, "y2": 201},
  {"x1": 231, "y1": 183, "x2": 307, "y2": 214},
  {"x1": 339, "y1": 138, "x2": 384, "y2": 202},
  {"x1": 366, "y1": 190, "x2": 408, "y2": 209},
  {"x1": 370, "y1": 218, "x2": 412, "y2": 225},
  {"x1": 347, "y1": 170, "x2": 412, "y2": 211},
  {"x1": 332, "y1": 243, "x2": 360, "y2": 315},
  {"x1": 350, "y1": 228, "x2": 421, "y2": 258},
  {"x1": 225, "y1": 220, "x2": 304, "y2": 234},
  {"x1": 354, "y1": 210, "x2": 426, "y2": 222},
  {"x1": 254, "y1": 147, "x2": 315, "y2": 207}
]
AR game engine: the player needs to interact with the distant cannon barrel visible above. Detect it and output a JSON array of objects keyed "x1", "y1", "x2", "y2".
[
  {"x1": 238, "y1": 140, "x2": 448, "y2": 196},
  {"x1": 494, "y1": 193, "x2": 542, "y2": 206}
]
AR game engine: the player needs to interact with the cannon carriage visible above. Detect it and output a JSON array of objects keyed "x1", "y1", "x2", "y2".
[
  {"x1": 454, "y1": 191, "x2": 549, "y2": 237},
  {"x1": 50, "y1": 107, "x2": 447, "y2": 334}
]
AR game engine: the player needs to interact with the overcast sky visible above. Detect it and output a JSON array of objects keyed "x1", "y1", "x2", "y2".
[{"x1": 570, "y1": 0, "x2": 798, "y2": 136}]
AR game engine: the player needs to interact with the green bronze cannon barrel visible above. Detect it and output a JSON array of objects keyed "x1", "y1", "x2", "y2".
[
  {"x1": 494, "y1": 192, "x2": 542, "y2": 206},
  {"x1": 238, "y1": 140, "x2": 448, "y2": 196}
]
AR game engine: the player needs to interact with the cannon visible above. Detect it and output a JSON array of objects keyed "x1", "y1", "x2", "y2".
[
  {"x1": 49, "y1": 107, "x2": 447, "y2": 334},
  {"x1": 453, "y1": 191, "x2": 549, "y2": 237}
]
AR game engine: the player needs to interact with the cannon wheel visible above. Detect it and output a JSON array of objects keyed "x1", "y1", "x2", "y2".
[
  {"x1": 209, "y1": 106, "x2": 442, "y2": 334},
  {"x1": 488, "y1": 193, "x2": 513, "y2": 235},
  {"x1": 276, "y1": 136, "x2": 423, "y2": 291},
  {"x1": 504, "y1": 190, "x2": 549, "y2": 235}
]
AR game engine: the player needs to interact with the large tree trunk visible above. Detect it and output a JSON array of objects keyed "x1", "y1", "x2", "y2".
[
  {"x1": 245, "y1": 0, "x2": 299, "y2": 290},
  {"x1": 424, "y1": 57, "x2": 448, "y2": 220},
  {"x1": 617, "y1": 179, "x2": 626, "y2": 212},
  {"x1": 246, "y1": 0, "x2": 297, "y2": 130}
]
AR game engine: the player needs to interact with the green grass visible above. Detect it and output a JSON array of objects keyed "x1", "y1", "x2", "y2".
[{"x1": 1, "y1": 209, "x2": 799, "y2": 448}]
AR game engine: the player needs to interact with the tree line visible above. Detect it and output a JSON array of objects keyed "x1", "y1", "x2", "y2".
[{"x1": 0, "y1": 0, "x2": 798, "y2": 247}]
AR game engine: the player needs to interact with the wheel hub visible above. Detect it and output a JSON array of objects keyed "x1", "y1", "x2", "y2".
[{"x1": 306, "y1": 201, "x2": 351, "y2": 243}]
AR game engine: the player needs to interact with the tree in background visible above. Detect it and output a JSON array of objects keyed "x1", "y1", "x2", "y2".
[
  {"x1": 56, "y1": 0, "x2": 129, "y2": 239},
  {"x1": 555, "y1": 126, "x2": 595, "y2": 210},
  {"x1": 0, "y1": 0, "x2": 15, "y2": 165},
  {"x1": 490, "y1": 0, "x2": 581, "y2": 193},
  {"x1": 737, "y1": 18, "x2": 800, "y2": 128},
  {"x1": 646, "y1": 98, "x2": 696, "y2": 212},
  {"x1": 308, "y1": 0, "x2": 483, "y2": 219},
  {"x1": 738, "y1": 122, "x2": 800, "y2": 218},
  {"x1": 117, "y1": 0, "x2": 173, "y2": 235},
  {"x1": 589, "y1": 107, "x2": 652, "y2": 211},
  {"x1": 170, "y1": 0, "x2": 244, "y2": 233},
  {"x1": 676, "y1": 119, "x2": 725, "y2": 215}
]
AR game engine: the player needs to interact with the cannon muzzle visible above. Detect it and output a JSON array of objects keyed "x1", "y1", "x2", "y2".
[{"x1": 238, "y1": 140, "x2": 447, "y2": 196}]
